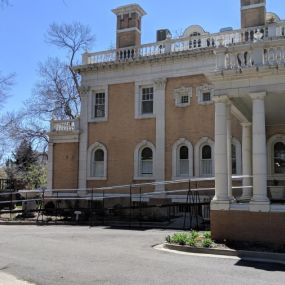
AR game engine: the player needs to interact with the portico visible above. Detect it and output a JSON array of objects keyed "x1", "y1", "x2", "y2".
[{"x1": 211, "y1": 74, "x2": 285, "y2": 244}]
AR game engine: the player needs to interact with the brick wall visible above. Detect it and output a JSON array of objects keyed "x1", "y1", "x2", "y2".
[{"x1": 53, "y1": 143, "x2": 79, "y2": 189}]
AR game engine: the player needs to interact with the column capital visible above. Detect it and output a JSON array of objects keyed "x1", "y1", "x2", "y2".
[
  {"x1": 154, "y1": 78, "x2": 167, "y2": 91},
  {"x1": 249, "y1": 91, "x2": 266, "y2": 100},
  {"x1": 78, "y1": 85, "x2": 91, "y2": 96},
  {"x1": 213, "y1": 95, "x2": 229, "y2": 103}
]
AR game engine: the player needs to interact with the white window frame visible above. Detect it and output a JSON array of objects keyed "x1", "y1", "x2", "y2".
[
  {"x1": 194, "y1": 137, "x2": 215, "y2": 177},
  {"x1": 134, "y1": 140, "x2": 155, "y2": 180},
  {"x1": 173, "y1": 87, "x2": 192, "y2": 108},
  {"x1": 172, "y1": 138, "x2": 193, "y2": 180},
  {"x1": 196, "y1": 84, "x2": 214, "y2": 105},
  {"x1": 267, "y1": 134, "x2": 285, "y2": 178},
  {"x1": 87, "y1": 142, "x2": 107, "y2": 180},
  {"x1": 89, "y1": 86, "x2": 108, "y2": 122},
  {"x1": 135, "y1": 81, "x2": 155, "y2": 119}
]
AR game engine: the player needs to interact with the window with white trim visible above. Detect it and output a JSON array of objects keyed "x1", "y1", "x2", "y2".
[
  {"x1": 141, "y1": 87, "x2": 154, "y2": 115},
  {"x1": 267, "y1": 135, "x2": 285, "y2": 176},
  {"x1": 173, "y1": 87, "x2": 192, "y2": 107},
  {"x1": 134, "y1": 141, "x2": 155, "y2": 179},
  {"x1": 92, "y1": 149, "x2": 105, "y2": 177},
  {"x1": 178, "y1": 146, "x2": 189, "y2": 176},
  {"x1": 274, "y1": 142, "x2": 285, "y2": 174},
  {"x1": 88, "y1": 142, "x2": 107, "y2": 180},
  {"x1": 200, "y1": 145, "x2": 212, "y2": 176},
  {"x1": 140, "y1": 147, "x2": 153, "y2": 176},
  {"x1": 89, "y1": 89, "x2": 108, "y2": 122},
  {"x1": 196, "y1": 85, "x2": 214, "y2": 105}
]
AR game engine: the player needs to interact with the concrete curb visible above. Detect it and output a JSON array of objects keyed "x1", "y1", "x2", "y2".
[{"x1": 164, "y1": 243, "x2": 285, "y2": 265}]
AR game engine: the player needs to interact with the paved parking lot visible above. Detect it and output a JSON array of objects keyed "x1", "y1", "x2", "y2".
[{"x1": 0, "y1": 225, "x2": 284, "y2": 285}]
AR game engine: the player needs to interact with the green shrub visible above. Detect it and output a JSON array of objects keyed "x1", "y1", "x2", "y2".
[
  {"x1": 202, "y1": 238, "x2": 213, "y2": 248},
  {"x1": 203, "y1": 231, "x2": 211, "y2": 239},
  {"x1": 186, "y1": 238, "x2": 197, "y2": 247},
  {"x1": 191, "y1": 230, "x2": 199, "y2": 240},
  {"x1": 170, "y1": 232, "x2": 189, "y2": 245}
]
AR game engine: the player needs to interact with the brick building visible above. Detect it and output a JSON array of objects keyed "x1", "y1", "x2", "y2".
[{"x1": 48, "y1": 1, "x2": 285, "y2": 244}]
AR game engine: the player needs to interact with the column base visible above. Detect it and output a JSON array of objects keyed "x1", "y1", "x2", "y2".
[
  {"x1": 249, "y1": 200, "x2": 270, "y2": 212},
  {"x1": 211, "y1": 200, "x2": 230, "y2": 211}
]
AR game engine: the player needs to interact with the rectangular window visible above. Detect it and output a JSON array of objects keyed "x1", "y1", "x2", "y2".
[
  {"x1": 94, "y1": 92, "x2": 105, "y2": 118},
  {"x1": 141, "y1": 87, "x2": 153, "y2": 114}
]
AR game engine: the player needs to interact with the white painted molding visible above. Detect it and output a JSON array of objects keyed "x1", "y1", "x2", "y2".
[
  {"x1": 134, "y1": 140, "x2": 156, "y2": 180},
  {"x1": 135, "y1": 80, "x2": 155, "y2": 119},
  {"x1": 197, "y1": 84, "x2": 214, "y2": 105},
  {"x1": 87, "y1": 142, "x2": 108, "y2": 180},
  {"x1": 172, "y1": 138, "x2": 193, "y2": 179},
  {"x1": 194, "y1": 137, "x2": 215, "y2": 177},
  {"x1": 173, "y1": 87, "x2": 192, "y2": 107},
  {"x1": 267, "y1": 134, "x2": 285, "y2": 177},
  {"x1": 88, "y1": 86, "x2": 108, "y2": 123}
]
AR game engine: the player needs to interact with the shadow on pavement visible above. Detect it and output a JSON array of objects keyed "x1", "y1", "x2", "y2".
[{"x1": 235, "y1": 260, "x2": 285, "y2": 272}]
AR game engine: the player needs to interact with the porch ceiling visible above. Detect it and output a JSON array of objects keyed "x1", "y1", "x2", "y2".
[{"x1": 231, "y1": 92, "x2": 285, "y2": 125}]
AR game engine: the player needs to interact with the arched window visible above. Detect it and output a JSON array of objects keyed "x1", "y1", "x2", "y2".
[
  {"x1": 201, "y1": 145, "x2": 212, "y2": 176},
  {"x1": 93, "y1": 149, "x2": 104, "y2": 177},
  {"x1": 179, "y1": 146, "x2": 189, "y2": 176},
  {"x1": 172, "y1": 139, "x2": 193, "y2": 179},
  {"x1": 194, "y1": 137, "x2": 214, "y2": 177},
  {"x1": 134, "y1": 141, "x2": 155, "y2": 179},
  {"x1": 267, "y1": 135, "x2": 285, "y2": 176},
  {"x1": 274, "y1": 142, "x2": 285, "y2": 174},
  {"x1": 87, "y1": 142, "x2": 107, "y2": 180},
  {"x1": 140, "y1": 147, "x2": 153, "y2": 176}
]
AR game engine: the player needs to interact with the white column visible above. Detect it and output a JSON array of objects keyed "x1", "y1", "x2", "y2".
[
  {"x1": 227, "y1": 103, "x2": 234, "y2": 200},
  {"x1": 47, "y1": 142, "x2": 54, "y2": 190},
  {"x1": 249, "y1": 92, "x2": 270, "y2": 212},
  {"x1": 241, "y1": 122, "x2": 252, "y2": 200},
  {"x1": 78, "y1": 88, "x2": 90, "y2": 190},
  {"x1": 211, "y1": 96, "x2": 230, "y2": 210},
  {"x1": 154, "y1": 78, "x2": 166, "y2": 192}
]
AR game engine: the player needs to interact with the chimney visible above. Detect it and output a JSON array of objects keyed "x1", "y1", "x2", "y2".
[
  {"x1": 241, "y1": 0, "x2": 266, "y2": 28},
  {"x1": 112, "y1": 4, "x2": 146, "y2": 49}
]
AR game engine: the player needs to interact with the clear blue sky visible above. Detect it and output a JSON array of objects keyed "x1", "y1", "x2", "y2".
[{"x1": 0, "y1": 0, "x2": 284, "y2": 114}]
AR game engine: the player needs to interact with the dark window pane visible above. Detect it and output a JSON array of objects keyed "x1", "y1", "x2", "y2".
[
  {"x1": 94, "y1": 149, "x2": 104, "y2": 162},
  {"x1": 180, "y1": 146, "x2": 189, "y2": 159},
  {"x1": 141, "y1": 147, "x2": 152, "y2": 160},
  {"x1": 274, "y1": 142, "x2": 285, "y2": 174},
  {"x1": 202, "y1": 92, "x2": 211, "y2": 102},
  {"x1": 142, "y1": 101, "x2": 153, "y2": 114},
  {"x1": 202, "y1": 145, "x2": 211, "y2": 159}
]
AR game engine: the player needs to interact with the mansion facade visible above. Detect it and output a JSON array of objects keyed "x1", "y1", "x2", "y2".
[{"x1": 48, "y1": 0, "x2": 285, "y2": 244}]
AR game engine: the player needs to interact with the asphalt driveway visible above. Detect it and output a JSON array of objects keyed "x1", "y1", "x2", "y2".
[{"x1": 0, "y1": 225, "x2": 284, "y2": 285}]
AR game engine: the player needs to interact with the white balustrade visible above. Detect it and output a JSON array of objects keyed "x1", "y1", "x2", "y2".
[
  {"x1": 51, "y1": 119, "x2": 80, "y2": 132},
  {"x1": 82, "y1": 23, "x2": 285, "y2": 65}
]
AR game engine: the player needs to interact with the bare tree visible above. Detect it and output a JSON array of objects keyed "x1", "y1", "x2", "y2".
[
  {"x1": 2, "y1": 22, "x2": 95, "y2": 155},
  {"x1": 47, "y1": 22, "x2": 95, "y2": 95},
  {"x1": 0, "y1": 72, "x2": 14, "y2": 107},
  {"x1": 29, "y1": 57, "x2": 80, "y2": 120}
]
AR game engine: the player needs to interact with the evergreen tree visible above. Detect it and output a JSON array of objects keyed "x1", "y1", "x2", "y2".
[{"x1": 13, "y1": 139, "x2": 37, "y2": 172}]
